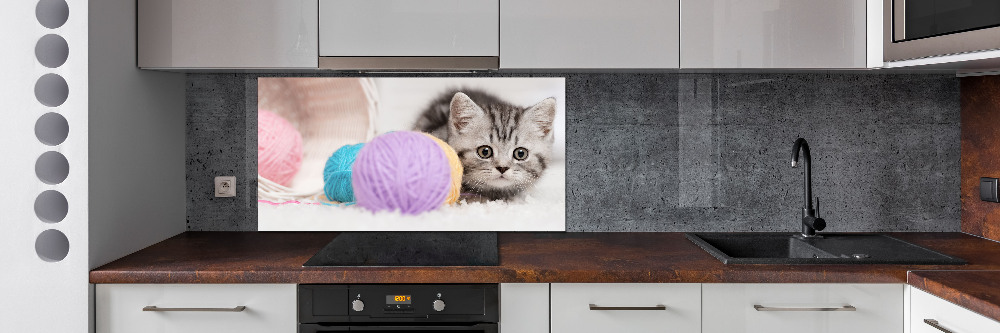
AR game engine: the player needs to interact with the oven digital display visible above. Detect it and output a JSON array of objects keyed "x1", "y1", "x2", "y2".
[{"x1": 386, "y1": 295, "x2": 412, "y2": 304}]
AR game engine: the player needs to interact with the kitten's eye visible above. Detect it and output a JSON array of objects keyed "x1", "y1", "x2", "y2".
[
  {"x1": 513, "y1": 147, "x2": 529, "y2": 161},
  {"x1": 476, "y1": 145, "x2": 493, "y2": 159}
]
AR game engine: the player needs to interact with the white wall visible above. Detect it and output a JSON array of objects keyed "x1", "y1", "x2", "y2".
[{"x1": 88, "y1": 0, "x2": 186, "y2": 271}]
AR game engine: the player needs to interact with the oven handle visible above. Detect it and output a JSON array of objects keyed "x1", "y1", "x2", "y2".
[{"x1": 329, "y1": 324, "x2": 498, "y2": 332}]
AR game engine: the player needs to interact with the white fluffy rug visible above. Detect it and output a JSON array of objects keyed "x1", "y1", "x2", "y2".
[{"x1": 258, "y1": 161, "x2": 566, "y2": 231}]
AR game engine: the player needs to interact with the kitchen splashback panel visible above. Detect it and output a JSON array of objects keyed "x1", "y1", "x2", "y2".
[
  {"x1": 961, "y1": 75, "x2": 1000, "y2": 242},
  {"x1": 187, "y1": 73, "x2": 960, "y2": 232}
]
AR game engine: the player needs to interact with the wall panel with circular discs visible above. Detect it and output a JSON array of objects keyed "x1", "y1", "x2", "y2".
[{"x1": 0, "y1": 0, "x2": 88, "y2": 331}]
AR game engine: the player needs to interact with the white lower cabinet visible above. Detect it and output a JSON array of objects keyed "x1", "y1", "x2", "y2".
[
  {"x1": 551, "y1": 283, "x2": 702, "y2": 333},
  {"x1": 500, "y1": 283, "x2": 549, "y2": 333},
  {"x1": 99, "y1": 282, "x2": 1000, "y2": 333},
  {"x1": 96, "y1": 284, "x2": 297, "y2": 333},
  {"x1": 910, "y1": 287, "x2": 1000, "y2": 333},
  {"x1": 702, "y1": 283, "x2": 903, "y2": 333}
]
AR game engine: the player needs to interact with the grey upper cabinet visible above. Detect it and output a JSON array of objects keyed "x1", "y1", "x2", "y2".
[
  {"x1": 500, "y1": 0, "x2": 680, "y2": 69},
  {"x1": 135, "y1": 0, "x2": 881, "y2": 70},
  {"x1": 319, "y1": 0, "x2": 499, "y2": 57},
  {"x1": 138, "y1": 0, "x2": 318, "y2": 69},
  {"x1": 681, "y1": 0, "x2": 873, "y2": 69},
  {"x1": 317, "y1": 0, "x2": 500, "y2": 70}
]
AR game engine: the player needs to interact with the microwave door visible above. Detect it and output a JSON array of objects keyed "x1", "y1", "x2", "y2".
[
  {"x1": 896, "y1": 0, "x2": 1000, "y2": 42},
  {"x1": 884, "y1": 0, "x2": 1000, "y2": 61}
]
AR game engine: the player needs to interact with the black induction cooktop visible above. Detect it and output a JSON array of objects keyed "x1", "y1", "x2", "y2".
[{"x1": 303, "y1": 232, "x2": 499, "y2": 267}]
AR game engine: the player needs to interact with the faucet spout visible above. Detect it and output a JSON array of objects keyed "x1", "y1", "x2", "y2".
[
  {"x1": 791, "y1": 138, "x2": 812, "y2": 210},
  {"x1": 791, "y1": 138, "x2": 825, "y2": 237}
]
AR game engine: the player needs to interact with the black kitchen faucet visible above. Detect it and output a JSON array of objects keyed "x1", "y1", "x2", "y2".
[{"x1": 791, "y1": 138, "x2": 826, "y2": 238}]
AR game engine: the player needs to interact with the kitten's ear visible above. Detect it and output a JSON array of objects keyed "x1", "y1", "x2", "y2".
[
  {"x1": 450, "y1": 92, "x2": 485, "y2": 134},
  {"x1": 524, "y1": 97, "x2": 557, "y2": 137}
]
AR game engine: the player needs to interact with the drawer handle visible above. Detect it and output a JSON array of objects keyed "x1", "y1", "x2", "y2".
[
  {"x1": 143, "y1": 306, "x2": 247, "y2": 312},
  {"x1": 924, "y1": 319, "x2": 955, "y2": 333},
  {"x1": 589, "y1": 304, "x2": 667, "y2": 311},
  {"x1": 753, "y1": 305, "x2": 856, "y2": 312}
]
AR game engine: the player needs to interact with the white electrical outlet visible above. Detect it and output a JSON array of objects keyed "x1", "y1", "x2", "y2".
[{"x1": 215, "y1": 176, "x2": 236, "y2": 197}]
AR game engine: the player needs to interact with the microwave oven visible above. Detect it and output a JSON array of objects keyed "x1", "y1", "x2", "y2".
[{"x1": 884, "y1": 0, "x2": 1000, "y2": 62}]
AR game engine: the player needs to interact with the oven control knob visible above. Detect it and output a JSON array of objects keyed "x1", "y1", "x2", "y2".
[
  {"x1": 352, "y1": 299, "x2": 364, "y2": 312},
  {"x1": 432, "y1": 299, "x2": 446, "y2": 312}
]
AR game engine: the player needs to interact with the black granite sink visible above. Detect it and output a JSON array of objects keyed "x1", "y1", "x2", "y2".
[{"x1": 686, "y1": 233, "x2": 966, "y2": 265}]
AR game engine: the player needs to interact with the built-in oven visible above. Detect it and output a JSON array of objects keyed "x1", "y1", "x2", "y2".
[
  {"x1": 884, "y1": 0, "x2": 1000, "y2": 61},
  {"x1": 299, "y1": 284, "x2": 498, "y2": 333}
]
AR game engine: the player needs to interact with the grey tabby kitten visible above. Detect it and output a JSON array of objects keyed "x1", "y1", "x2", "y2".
[{"x1": 414, "y1": 90, "x2": 556, "y2": 200}]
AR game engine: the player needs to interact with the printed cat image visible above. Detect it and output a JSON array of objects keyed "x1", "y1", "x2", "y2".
[{"x1": 414, "y1": 90, "x2": 556, "y2": 200}]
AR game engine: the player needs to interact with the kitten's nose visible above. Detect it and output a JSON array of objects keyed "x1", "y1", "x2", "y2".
[{"x1": 496, "y1": 167, "x2": 509, "y2": 174}]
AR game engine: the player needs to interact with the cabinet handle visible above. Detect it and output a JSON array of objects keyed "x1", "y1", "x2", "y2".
[
  {"x1": 143, "y1": 306, "x2": 247, "y2": 312},
  {"x1": 589, "y1": 304, "x2": 666, "y2": 311},
  {"x1": 753, "y1": 305, "x2": 856, "y2": 312},
  {"x1": 924, "y1": 319, "x2": 955, "y2": 333}
]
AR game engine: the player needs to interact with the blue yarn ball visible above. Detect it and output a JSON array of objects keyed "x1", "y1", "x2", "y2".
[{"x1": 323, "y1": 143, "x2": 364, "y2": 202}]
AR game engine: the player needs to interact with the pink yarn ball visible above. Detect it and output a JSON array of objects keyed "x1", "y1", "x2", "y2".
[
  {"x1": 257, "y1": 109, "x2": 302, "y2": 186},
  {"x1": 352, "y1": 131, "x2": 452, "y2": 215}
]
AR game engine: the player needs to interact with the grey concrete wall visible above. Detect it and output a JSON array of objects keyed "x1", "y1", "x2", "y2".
[
  {"x1": 187, "y1": 73, "x2": 960, "y2": 232},
  {"x1": 187, "y1": 74, "x2": 257, "y2": 230}
]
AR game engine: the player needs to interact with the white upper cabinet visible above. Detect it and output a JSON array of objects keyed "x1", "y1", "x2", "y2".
[
  {"x1": 681, "y1": 0, "x2": 874, "y2": 68},
  {"x1": 319, "y1": 0, "x2": 499, "y2": 57},
  {"x1": 138, "y1": 0, "x2": 318, "y2": 69},
  {"x1": 135, "y1": 1, "x2": 887, "y2": 70},
  {"x1": 500, "y1": 0, "x2": 680, "y2": 69}
]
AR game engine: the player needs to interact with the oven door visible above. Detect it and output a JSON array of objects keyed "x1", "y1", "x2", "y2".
[
  {"x1": 300, "y1": 323, "x2": 498, "y2": 333},
  {"x1": 885, "y1": 0, "x2": 1000, "y2": 61}
]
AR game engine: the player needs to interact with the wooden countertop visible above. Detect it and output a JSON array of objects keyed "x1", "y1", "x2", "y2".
[
  {"x1": 908, "y1": 270, "x2": 1000, "y2": 323},
  {"x1": 91, "y1": 232, "x2": 1000, "y2": 284}
]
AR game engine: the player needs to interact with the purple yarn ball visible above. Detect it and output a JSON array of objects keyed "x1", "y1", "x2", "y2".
[{"x1": 352, "y1": 131, "x2": 452, "y2": 215}]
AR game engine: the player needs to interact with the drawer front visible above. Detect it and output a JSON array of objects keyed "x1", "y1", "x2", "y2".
[
  {"x1": 702, "y1": 283, "x2": 903, "y2": 333},
  {"x1": 96, "y1": 284, "x2": 296, "y2": 333},
  {"x1": 911, "y1": 288, "x2": 1000, "y2": 333},
  {"x1": 319, "y1": 0, "x2": 499, "y2": 57},
  {"x1": 551, "y1": 283, "x2": 701, "y2": 333}
]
